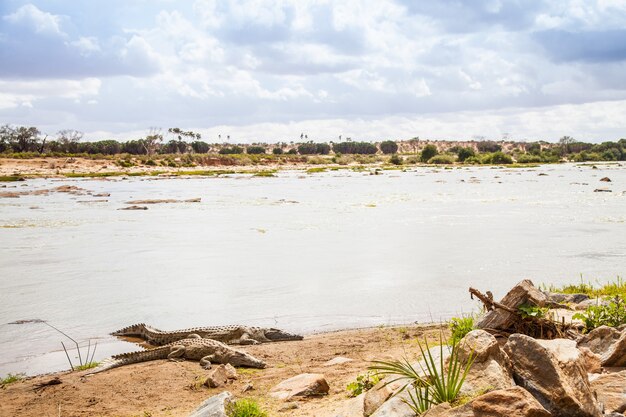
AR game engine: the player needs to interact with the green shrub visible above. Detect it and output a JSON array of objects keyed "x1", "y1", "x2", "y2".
[
  {"x1": 448, "y1": 316, "x2": 474, "y2": 344},
  {"x1": 420, "y1": 144, "x2": 438, "y2": 162},
  {"x1": 518, "y1": 304, "x2": 549, "y2": 319},
  {"x1": 145, "y1": 159, "x2": 157, "y2": 166},
  {"x1": 483, "y1": 152, "x2": 513, "y2": 164},
  {"x1": 389, "y1": 154, "x2": 403, "y2": 165},
  {"x1": 456, "y1": 147, "x2": 475, "y2": 162},
  {"x1": 463, "y1": 155, "x2": 483, "y2": 164},
  {"x1": 116, "y1": 159, "x2": 134, "y2": 168},
  {"x1": 380, "y1": 140, "x2": 399, "y2": 154},
  {"x1": 429, "y1": 154, "x2": 455, "y2": 164},
  {"x1": 272, "y1": 147, "x2": 283, "y2": 155},
  {"x1": 219, "y1": 146, "x2": 244, "y2": 155},
  {"x1": 346, "y1": 371, "x2": 381, "y2": 397},
  {"x1": 247, "y1": 146, "x2": 266, "y2": 155},
  {"x1": 573, "y1": 296, "x2": 626, "y2": 332},
  {"x1": 1, "y1": 373, "x2": 25, "y2": 386},
  {"x1": 75, "y1": 362, "x2": 99, "y2": 371},
  {"x1": 226, "y1": 399, "x2": 267, "y2": 417}
]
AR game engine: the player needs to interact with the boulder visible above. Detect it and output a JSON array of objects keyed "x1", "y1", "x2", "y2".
[
  {"x1": 422, "y1": 402, "x2": 473, "y2": 417},
  {"x1": 369, "y1": 390, "x2": 414, "y2": 417},
  {"x1": 578, "y1": 326, "x2": 626, "y2": 367},
  {"x1": 578, "y1": 347, "x2": 602, "y2": 374},
  {"x1": 187, "y1": 391, "x2": 232, "y2": 417},
  {"x1": 269, "y1": 373, "x2": 329, "y2": 401},
  {"x1": 574, "y1": 298, "x2": 609, "y2": 311},
  {"x1": 204, "y1": 364, "x2": 238, "y2": 388},
  {"x1": 589, "y1": 370, "x2": 626, "y2": 414},
  {"x1": 477, "y1": 280, "x2": 560, "y2": 331},
  {"x1": 470, "y1": 386, "x2": 552, "y2": 416},
  {"x1": 457, "y1": 330, "x2": 514, "y2": 396},
  {"x1": 332, "y1": 393, "x2": 366, "y2": 417},
  {"x1": 545, "y1": 292, "x2": 590, "y2": 305},
  {"x1": 503, "y1": 334, "x2": 602, "y2": 417}
]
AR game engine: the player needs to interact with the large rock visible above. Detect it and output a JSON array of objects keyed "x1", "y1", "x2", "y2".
[
  {"x1": 187, "y1": 391, "x2": 232, "y2": 417},
  {"x1": 477, "y1": 280, "x2": 560, "y2": 331},
  {"x1": 363, "y1": 379, "x2": 402, "y2": 416},
  {"x1": 422, "y1": 402, "x2": 472, "y2": 417},
  {"x1": 269, "y1": 373, "x2": 329, "y2": 400},
  {"x1": 589, "y1": 370, "x2": 626, "y2": 414},
  {"x1": 503, "y1": 334, "x2": 602, "y2": 417},
  {"x1": 369, "y1": 390, "x2": 414, "y2": 417},
  {"x1": 205, "y1": 364, "x2": 238, "y2": 388},
  {"x1": 457, "y1": 330, "x2": 514, "y2": 396},
  {"x1": 331, "y1": 393, "x2": 365, "y2": 417},
  {"x1": 471, "y1": 386, "x2": 552, "y2": 416},
  {"x1": 545, "y1": 292, "x2": 590, "y2": 305},
  {"x1": 578, "y1": 326, "x2": 626, "y2": 367}
]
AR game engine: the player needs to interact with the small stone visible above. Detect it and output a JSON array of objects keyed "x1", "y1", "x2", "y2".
[
  {"x1": 204, "y1": 365, "x2": 236, "y2": 388},
  {"x1": 600, "y1": 177, "x2": 612, "y2": 182},
  {"x1": 277, "y1": 402, "x2": 299, "y2": 412},
  {"x1": 118, "y1": 205, "x2": 148, "y2": 210},
  {"x1": 323, "y1": 357, "x2": 354, "y2": 367},
  {"x1": 241, "y1": 383, "x2": 254, "y2": 393}
]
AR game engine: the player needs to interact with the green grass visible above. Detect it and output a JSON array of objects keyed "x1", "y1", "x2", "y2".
[
  {"x1": 544, "y1": 277, "x2": 626, "y2": 298},
  {"x1": 448, "y1": 316, "x2": 475, "y2": 344},
  {"x1": 1, "y1": 373, "x2": 25, "y2": 386},
  {"x1": 252, "y1": 170, "x2": 277, "y2": 177},
  {"x1": 0, "y1": 175, "x2": 25, "y2": 182},
  {"x1": 75, "y1": 362, "x2": 99, "y2": 371},
  {"x1": 226, "y1": 399, "x2": 268, "y2": 417},
  {"x1": 306, "y1": 167, "x2": 327, "y2": 173}
]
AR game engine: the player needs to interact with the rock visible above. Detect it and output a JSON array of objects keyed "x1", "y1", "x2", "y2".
[
  {"x1": 278, "y1": 402, "x2": 299, "y2": 412},
  {"x1": 545, "y1": 292, "x2": 590, "y2": 305},
  {"x1": 594, "y1": 188, "x2": 612, "y2": 192},
  {"x1": 324, "y1": 357, "x2": 354, "y2": 367},
  {"x1": 269, "y1": 373, "x2": 330, "y2": 400},
  {"x1": 125, "y1": 198, "x2": 201, "y2": 204},
  {"x1": 477, "y1": 280, "x2": 560, "y2": 331},
  {"x1": 578, "y1": 326, "x2": 626, "y2": 367},
  {"x1": 205, "y1": 364, "x2": 237, "y2": 388},
  {"x1": 422, "y1": 402, "x2": 473, "y2": 417},
  {"x1": 369, "y1": 391, "x2": 414, "y2": 417},
  {"x1": 600, "y1": 177, "x2": 612, "y2": 182},
  {"x1": 364, "y1": 379, "x2": 402, "y2": 416},
  {"x1": 578, "y1": 347, "x2": 602, "y2": 374},
  {"x1": 470, "y1": 386, "x2": 552, "y2": 416},
  {"x1": 589, "y1": 370, "x2": 626, "y2": 414},
  {"x1": 503, "y1": 334, "x2": 602, "y2": 417},
  {"x1": 332, "y1": 393, "x2": 366, "y2": 417},
  {"x1": 457, "y1": 330, "x2": 514, "y2": 396},
  {"x1": 241, "y1": 383, "x2": 254, "y2": 393},
  {"x1": 574, "y1": 298, "x2": 609, "y2": 311},
  {"x1": 118, "y1": 205, "x2": 148, "y2": 210},
  {"x1": 187, "y1": 391, "x2": 232, "y2": 417}
]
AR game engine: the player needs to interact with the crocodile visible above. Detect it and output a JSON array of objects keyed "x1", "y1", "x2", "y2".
[
  {"x1": 111, "y1": 323, "x2": 303, "y2": 346},
  {"x1": 88, "y1": 337, "x2": 266, "y2": 374}
]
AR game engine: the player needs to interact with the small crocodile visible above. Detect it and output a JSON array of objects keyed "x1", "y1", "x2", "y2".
[
  {"x1": 88, "y1": 337, "x2": 266, "y2": 374},
  {"x1": 111, "y1": 323, "x2": 303, "y2": 346}
]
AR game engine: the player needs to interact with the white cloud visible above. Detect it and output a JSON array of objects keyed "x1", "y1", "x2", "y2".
[
  {"x1": 3, "y1": 4, "x2": 64, "y2": 36},
  {"x1": 0, "y1": 78, "x2": 101, "y2": 109}
]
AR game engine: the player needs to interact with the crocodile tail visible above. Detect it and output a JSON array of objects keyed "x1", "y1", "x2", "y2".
[
  {"x1": 110, "y1": 323, "x2": 150, "y2": 336},
  {"x1": 87, "y1": 346, "x2": 170, "y2": 375}
]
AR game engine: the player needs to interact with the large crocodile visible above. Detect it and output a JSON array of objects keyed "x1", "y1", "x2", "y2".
[
  {"x1": 111, "y1": 323, "x2": 303, "y2": 346},
  {"x1": 88, "y1": 337, "x2": 266, "y2": 374}
]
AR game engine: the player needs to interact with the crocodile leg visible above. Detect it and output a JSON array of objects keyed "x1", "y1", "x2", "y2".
[
  {"x1": 236, "y1": 333, "x2": 260, "y2": 345},
  {"x1": 200, "y1": 354, "x2": 214, "y2": 369},
  {"x1": 167, "y1": 345, "x2": 186, "y2": 362}
]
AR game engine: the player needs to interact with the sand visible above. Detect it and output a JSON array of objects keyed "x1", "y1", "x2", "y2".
[{"x1": 0, "y1": 324, "x2": 445, "y2": 417}]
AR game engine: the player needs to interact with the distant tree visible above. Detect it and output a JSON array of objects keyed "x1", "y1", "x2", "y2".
[
  {"x1": 380, "y1": 140, "x2": 398, "y2": 154},
  {"x1": 0, "y1": 125, "x2": 41, "y2": 152},
  {"x1": 476, "y1": 141, "x2": 501, "y2": 153},
  {"x1": 272, "y1": 147, "x2": 284, "y2": 155},
  {"x1": 456, "y1": 147, "x2": 475, "y2": 162},
  {"x1": 526, "y1": 142, "x2": 541, "y2": 155},
  {"x1": 247, "y1": 146, "x2": 266, "y2": 154},
  {"x1": 332, "y1": 141, "x2": 377, "y2": 154},
  {"x1": 57, "y1": 129, "x2": 83, "y2": 153},
  {"x1": 219, "y1": 146, "x2": 243, "y2": 154},
  {"x1": 191, "y1": 141, "x2": 210, "y2": 153},
  {"x1": 143, "y1": 128, "x2": 163, "y2": 155},
  {"x1": 420, "y1": 144, "x2": 438, "y2": 162}
]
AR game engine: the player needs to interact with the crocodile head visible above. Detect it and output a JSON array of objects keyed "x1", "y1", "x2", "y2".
[
  {"x1": 225, "y1": 349, "x2": 267, "y2": 369},
  {"x1": 263, "y1": 328, "x2": 304, "y2": 342}
]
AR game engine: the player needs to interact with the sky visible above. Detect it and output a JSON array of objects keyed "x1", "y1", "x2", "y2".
[{"x1": 1, "y1": 0, "x2": 626, "y2": 143}]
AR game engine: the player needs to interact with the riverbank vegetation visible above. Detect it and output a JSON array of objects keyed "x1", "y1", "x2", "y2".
[{"x1": 1, "y1": 125, "x2": 625, "y2": 167}]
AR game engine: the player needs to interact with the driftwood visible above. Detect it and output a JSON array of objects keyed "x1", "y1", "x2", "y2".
[{"x1": 470, "y1": 286, "x2": 578, "y2": 340}]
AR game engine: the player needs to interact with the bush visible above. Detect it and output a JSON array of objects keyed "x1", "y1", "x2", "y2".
[
  {"x1": 191, "y1": 141, "x2": 210, "y2": 153},
  {"x1": 333, "y1": 141, "x2": 378, "y2": 155},
  {"x1": 389, "y1": 154, "x2": 402, "y2": 165},
  {"x1": 476, "y1": 141, "x2": 501, "y2": 153},
  {"x1": 347, "y1": 372, "x2": 381, "y2": 397},
  {"x1": 247, "y1": 146, "x2": 266, "y2": 155},
  {"x1": 516, "y1": 154, "x2": 543, "y2": 163},
  {"x1": 287, "y1": 148, "x2": 297, "y2": 154},
  {"x1": 226, "y1": 399, "x2": 267, "y2": 417},
  {"x1": 272, "y1": 147, "x2": 283, "y2": 155},
  {"x1": 463, "y1": 155, "x2": 483, "y2": 164},
  {"x1": 483, "y1": 151, "x2": 513, "y2": 164},
  {"x1": 574, "y1": 296, "x2": 626, "y2": 332},
  {"x1": 297, "y1": 142, "x2": 331, "y2": 155},
  {"x1": 449, "y1": 316, "x2": 474, "y2": 344},
  {"x1": 420, "y1": 144, "x2": 438, "y2": 162},
  {"x1": 429, "y1": 154, "x2": 455, "y2": 164},
  {"x1": 456, "y1": 147, "x2": 475, "y2": 162},
  {"x1": 380, "y1": 140, "x2": 399, "y2": 154}
]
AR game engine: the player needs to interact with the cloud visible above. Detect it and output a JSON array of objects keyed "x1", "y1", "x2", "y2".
[
  {"x1": 534, "y1": 29, "x2": 626, "y2": 63},
  {"x1": 0, "y1": 78, "x2": 101, "y2": 109},
  {"x1": 3, "y1": 3, "x2": 64, "y2": 36}
]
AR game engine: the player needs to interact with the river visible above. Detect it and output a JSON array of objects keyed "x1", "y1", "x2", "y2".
[{"x1": 1, "y1": 163, "x2": 625, "y2": 376}]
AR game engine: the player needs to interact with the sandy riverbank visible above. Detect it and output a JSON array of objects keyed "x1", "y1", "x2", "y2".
[{"x1": 0, "y1": 324, "x2": 444, "y2": 417}]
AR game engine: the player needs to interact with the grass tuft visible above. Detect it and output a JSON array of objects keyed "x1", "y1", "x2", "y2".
[
  {"x1": 74, "y1": 362, "x2": 99, "y2": 371},
  {"x1": 226, "y1": 399, "x2": 268, "y2": 417},
  {"x1": 1, "y1": 373, "x2": 25, "y2": 386}
]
